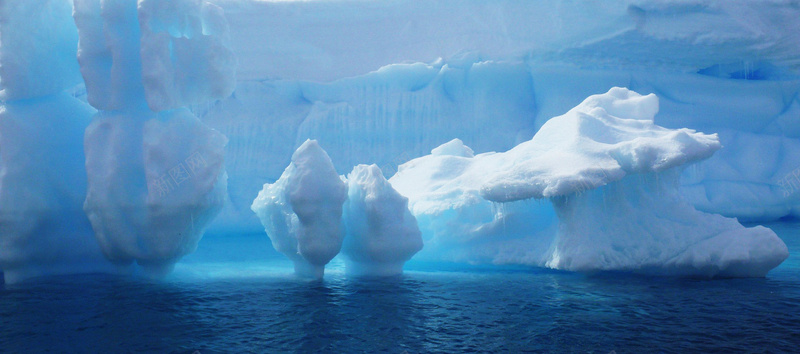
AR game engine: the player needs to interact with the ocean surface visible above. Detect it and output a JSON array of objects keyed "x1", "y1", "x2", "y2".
[{"x1": 2, "y1": 221, "x2": 799, "y2": 353}]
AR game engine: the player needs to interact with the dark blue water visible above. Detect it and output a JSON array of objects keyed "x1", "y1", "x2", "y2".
[{"x1": 2, "y1": 221, "x2": 800, "y2": 353}]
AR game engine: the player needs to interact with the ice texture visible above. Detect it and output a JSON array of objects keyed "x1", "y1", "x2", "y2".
[
  {"x1": 0, "y1": 94, "x2": 125, "y2": 283},
  {"x1": 199, "y1": 0, "x2": 800, "y2": 231},
  {"x1": 479, "y1": 87, "x2": 719, "y2": 202},
  {"x1": 138, "y1": 0, "x2": 236, "y2": 111},
  {"x1": 74, "y1": 0, "x2": 233, "y2": 276},
  {"x1": 203, "y1": 60, "x2": 537, "y2": 234},
  {"x1": 389, "y1": 140, "x2": 558, "y2": 265},
  {"x1": 83, "y1": 109, "x2": 227, "y2": 276},
  {"x1": 216, "y1": 0, "x2": 800, "y2": 82},
  {"x1": 0, "y1": 0, "x2": 84, "y2": 100},
  {"x1": 1, "y1": 0, "x2": 797, "y2": 280},
  {"x1": 251, "y1": 140, "x2": 347, "y2": 279},
  {"x1": 343, "y1": 164, "x2": 423, "y2": 276},
  {"x1": 546, "y1": 170, "x2": 787, "y2": 277},
  {"x1": 0, "y1": 0, "x2": 125, "y2": 284},
  {"x1": 73, "y1": 0, "x2": 145, "y2": 110},
  {"x1": 73, "y1": 0, "x2": 235, "y2": 112},
  {"x1": 391, "y1": 88, "x2": 788, "y2": 277}
]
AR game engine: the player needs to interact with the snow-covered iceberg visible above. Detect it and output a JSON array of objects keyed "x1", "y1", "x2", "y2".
[
  {"x1": 251, "y1": 140, "x2": 347, "y2": 279},
  {"x1": 389, "y1": 138, "x2": 558, "y2": 265},
  {"x1": 343, "y1": 164, "x2": 423, "y2": 276},
  {"x1": 391, "y1": 88, "x2": 788, "y2": 277}
]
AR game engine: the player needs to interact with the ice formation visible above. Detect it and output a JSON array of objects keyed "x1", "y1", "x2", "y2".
[
  {"x1": 75, "y1": 0, "x2": 234, "y2": 276},
  {"x1": 202, "y1": 60, "x2": 538, "y2": 234},
  {"x1": 389, "y1": 139, "x2": 558, "y2": 265},
  {"x1": 391, "y1": 88, "x2": 788, "y2": 277},
  {"x1": 0, "y1": 0, "x2": 83, "y2": 101},
  {"x1": 251, "y1": 140, "x2": 347, "y2": 279},
  {"x1": 73, "y1": 0, "x2": 236, "y2": 111},
  {"x1": 0, "y1": 0, "x2": 123, "y2": 283},
  {"x1": 201, "y1": 0, "x2": 800, "y2": 232},
  {"x1": 83, "y1": 109, "x2": 227, "y2": 276},
  {"x1": 1, "y1": 0, "x2": 798, "y2": 281},
  {"x1": 342, "y1": 164, "x2": 423, "y2": 276}
]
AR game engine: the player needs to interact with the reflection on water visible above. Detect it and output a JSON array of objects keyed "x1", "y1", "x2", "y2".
[{"x1": 1, "y1": 221, "x2": 799, "y2": 352}]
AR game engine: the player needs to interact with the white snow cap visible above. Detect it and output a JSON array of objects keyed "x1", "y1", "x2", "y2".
[
  {"x1": 431, "y1": 138, "x2": 475, "y2": 158},
  {"x1": 480, "y1": 87, "x2": 720, "y2": 202},
  {"x1": 343, "y1": 164, "x2": 423, "y2": 276},
  {"x1": 251, "y1": 140, "x2": 347, "y2": 279}
]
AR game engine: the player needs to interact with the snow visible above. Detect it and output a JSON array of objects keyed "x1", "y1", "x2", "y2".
[
  {"x1": 480, "y1": 87, "x2": 719, "y2": 202},
  {"x1": 251, "y1": 140, "x2": 347, "y2": 279},
  {"x1": 431, "y1": 139, "x2": 474, "y2": 158},
  {"x1": 391, "y1": 88, "x2": 788, "y2": 277},
  {"x1": 343, "y1": 164, "x2": 423, "y2": 276}
]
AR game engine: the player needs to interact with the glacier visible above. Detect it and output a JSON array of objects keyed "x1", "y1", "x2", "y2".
[{"x1": 1, "y1": 0, "x2": 798, "y2": 282}]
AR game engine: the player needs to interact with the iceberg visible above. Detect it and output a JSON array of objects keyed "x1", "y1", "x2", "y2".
[
  {"x1": 74, "y1": 0, "x2": 233, "y2": 277},
  {"x1": 0, "y1": 0, "x2": 123, "y2": 283},
  {"x1": 1, "y1": 0, "x2": 796, "y2": 282},
  {"x1": 391, "y1": 88, "x2": 788, "y2": 277},
  {"x1": 389, "y1": 138, "x2": 558, "y2": 265},
  {"x1": 83, "y1": 108, "x2": 227, "y2": 276},
  {"x1": 251, "y1": 140, "x2": 347, "y2": 279},
  {"x1": 343, "y1": 164, "x2": 423, "y2": 276},
  {"x1": 200, "y1": 0, "x2": 800, "y2": 231}
]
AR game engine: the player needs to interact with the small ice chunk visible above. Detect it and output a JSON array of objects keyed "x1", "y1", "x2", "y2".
[
  {"x1": 343, "y1": 164, "x2": 423, "y2": 276},
  {"x1": 251, "y1": 140, "x2": 347, "y2": 278}
]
